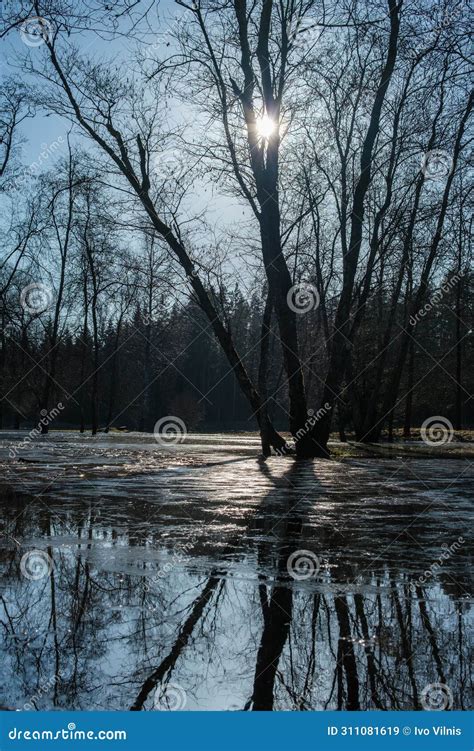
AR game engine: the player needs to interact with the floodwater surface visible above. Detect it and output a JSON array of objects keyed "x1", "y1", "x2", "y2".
[{"x1": 0, "y1": 431, "x2": 472, "y2": 711}]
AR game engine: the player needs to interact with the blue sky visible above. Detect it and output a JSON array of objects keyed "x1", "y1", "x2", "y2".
[{"x1": 2, "y1": 0, "x2": 179, "y2": 164}]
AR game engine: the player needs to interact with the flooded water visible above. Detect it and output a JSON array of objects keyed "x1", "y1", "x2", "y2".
[{"x1": 0, "y1": 431, "x2": 472, "y2": 711}]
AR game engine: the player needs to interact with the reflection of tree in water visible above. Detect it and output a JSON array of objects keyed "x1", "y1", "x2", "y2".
[{"x1": 0, "y1": 460, "x2": 471, "y2": 711}]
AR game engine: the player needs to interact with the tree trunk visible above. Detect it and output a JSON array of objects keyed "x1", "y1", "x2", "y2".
[
  {"x1": 375, "y1": 92, "x2": 473, "y2": 435},
  {"x1": 454, "y1": 250, "x2": 464, "y2": 429},
  {"x1": 40, "y1": 143, "x2": 75, "y2": 433},
  {"x1": 90, "y1": 298, "x2": 99, "y2": 436},
  {"x1": 311, "y1": 0, "x2": 400, "y2": 452},
  {"x1": 45, "y1": 39, "x2": 290, "y2": 456},
  {"x1": 259, "y1": 199, "x2": 316, "y2": 456},
  {"x1": 403, "y1": 338, "x2": 415, "y2": 438},
  {"x1": 105, "y1": 315, "x2": 123, "y2": 432},
  {"x1": 139, "y1": 316, "x2": 152, "y2": 433},
  {"x1": 257, "y1": 289, "x2": 276, "y2": 456}
]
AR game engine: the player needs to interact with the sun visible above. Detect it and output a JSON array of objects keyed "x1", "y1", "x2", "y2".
[{"x1": 255, "y1": 114, "x2": 277, "y2": 140}]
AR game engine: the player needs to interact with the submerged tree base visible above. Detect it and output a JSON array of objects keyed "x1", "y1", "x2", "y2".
[
  {"x1": 295, "y1": 431, "x2": 331, "y2": 459},
  {"x1": 296, "y1": 445, "x2": 331, "y2": 460}
]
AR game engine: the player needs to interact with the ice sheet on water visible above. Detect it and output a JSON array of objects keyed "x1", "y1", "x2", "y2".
[{"x1": 0, "y1": 432, "x2": 472, "y2": 710}]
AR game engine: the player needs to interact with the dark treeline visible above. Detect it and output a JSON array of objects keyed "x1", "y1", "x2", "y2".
[
  {"x1": 0, "y1": 0, "x2": 472, "y2": 451},
  {"x1": 2, "y1": 268, "x2": 472, "y2": 436}
]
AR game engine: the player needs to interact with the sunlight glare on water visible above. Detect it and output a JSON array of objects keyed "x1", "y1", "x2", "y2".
[{"x1": 0, "y1": 432, "x2": 471, "y2": 711}]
